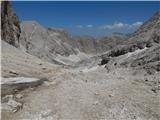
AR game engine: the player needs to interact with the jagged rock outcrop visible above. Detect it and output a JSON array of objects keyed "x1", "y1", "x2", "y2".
[
  {"x1": 130, "y1": 45, "x2": 160, "y2": 72},
  {"x1": 103, "y1": 11, "x2": 160, "y2": 57},
  {"x1": 100, "y1": 11, "x2": 160, "y2": 74},
  {"x1": 127, "y1": 11, "x2": 160, "y2": 46},
  {"x1": 1, "y1": 1, "x2": 21, "y2": 47},
  {"x1": 110, "y1": 44, "x2": 160, "y2": 74},
  {"x1": 101, "y1": 11, "x2": 160, "y2": 60}
]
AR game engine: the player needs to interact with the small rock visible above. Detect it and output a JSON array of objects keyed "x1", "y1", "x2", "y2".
[
  {"x1": 9, "y1": 70, "x2": 18, "y2": 75},
  {"x1": 94, "y1": 92, "x2": 99, "y2": 96},
  {"x1": 12, "y1": 109, "x2": 19, "y2": 113},
  {"x1": 2, "y1": 95, "x2": 14, "y2": 102},
  {"x1": 114, "y1": 63, "x2": 117, "y2": 66},
  {"x1": 41, "y1": 109, "x2": 52, "y2": 118},
  {"x1": 29, "y1": 87, "x2": 35, "y2": 90},
  {"x1": 133, "y1": 115, "x2": 137, "y2": 119},
  {"x1": 145, "y1": 78, "x2": 148, "y2": 82},
  {"x1": 93, "y1": 101, "x2": 99, "y2": 105},
  {"x1": 151, "y1": 88, "x2": 157, "y2": 93},
  {"x1": 109, "y1": 94, "x2": 114, "y2": 97},
  {"x1": 4, "y1": 98, "x2": 23, "y2": 113},
  {"x1": 16, "y1": 94, "x2": 23, "y2": 99},
  {"x1": 44, "y1": 81, "x2": 50, "y2": 86},
  {"x1": 39, "y1": 63, "x2": 42, "y2": 65},
  {"x1": 14, "y1": 89, "x2": 18, "y2": 92},
  {"x1": 42, "y1": 67, "x2": 47, "y2": 70},
  {"x1": 7, "y1": 99, "x2": 22, "y2": 108}
]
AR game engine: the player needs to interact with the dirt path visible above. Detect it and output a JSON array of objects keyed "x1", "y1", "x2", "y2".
[{"x1": 2, "y1": 66, "x2": 160, "y2": 120}]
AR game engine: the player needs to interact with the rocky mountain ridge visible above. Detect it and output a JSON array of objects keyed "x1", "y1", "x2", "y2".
[
  {"x1": 19, "y1": 21, "x2": 80, "y2": 65},
  {"x1": 100, "y1": 11, "x2": 160, "y2": 74}
]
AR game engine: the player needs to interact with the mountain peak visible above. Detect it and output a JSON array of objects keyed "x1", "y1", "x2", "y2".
[{"x1": 133, "y1": 11, "x2": 160, "y2": 36}]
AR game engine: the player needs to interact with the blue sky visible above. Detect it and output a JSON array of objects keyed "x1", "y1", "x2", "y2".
[{"x1": 12, "y1": 1, "x2": 160, "y2": 37}]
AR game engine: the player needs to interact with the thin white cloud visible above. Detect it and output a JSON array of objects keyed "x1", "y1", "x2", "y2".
[
  {"x1": 76, "y1": 24, "x2": 93, "y2": 28},
  {"x1": 75, "y1": 22, "x2": 142, "y2": 30},
  {"x1": 132, "y1": 21, "x2": 143, "y2": 27},
  {"x1": 99, "y1": 22, "x2": 127, "y2": 29},
  {"x1": 86, "y1": 25, "x2": 93, "y2": 28},
  {"x1": 99, "y1": 21, "x2": 143, "y2": 30},
  {"x1": 76, "y1": 25, "x2": 83, "y2": 28}
]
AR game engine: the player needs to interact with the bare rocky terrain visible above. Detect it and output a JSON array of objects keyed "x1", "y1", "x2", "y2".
[{"x1": 1, "y1": 1, "x2": 160, "y2": 120}]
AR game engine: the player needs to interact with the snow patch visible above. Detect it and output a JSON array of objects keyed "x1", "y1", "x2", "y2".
[
  {"x1": 1, "y1": 77, "x2": 40, "y2": 84},
  {"x1": 120, "y1": 47, "x2": 148, "y2": 60},
  {"x1": 81, "y1": 66, "x2": 99, "y2": 72},
  {"x1": 54, "y1": 52, "x2": 89, "y2": 65}
]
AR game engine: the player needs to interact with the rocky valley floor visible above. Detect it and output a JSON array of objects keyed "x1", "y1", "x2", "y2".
[{"x1": 2, "y1": 64, "x2": 160, "y2": 120}]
